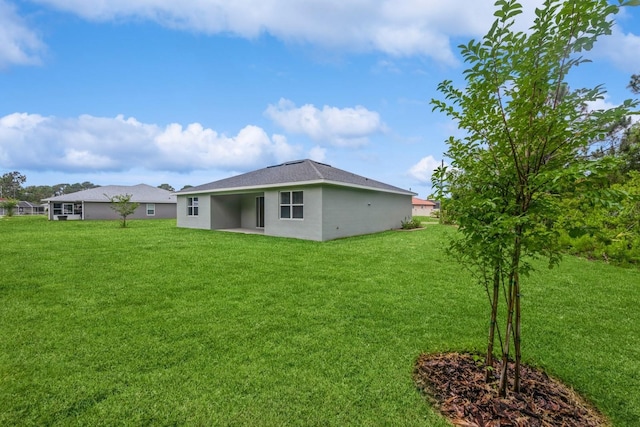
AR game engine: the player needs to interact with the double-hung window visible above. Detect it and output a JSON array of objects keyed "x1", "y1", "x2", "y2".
[
  {"x1": 146, "y1": 203, "x2": 155, "y2": 216},
  {"x1": 187, "y1": 197, "x2": 199, "y2": 216},
  {"x1": 280, "y1": 191, "x2": 303, "y2": 219}
]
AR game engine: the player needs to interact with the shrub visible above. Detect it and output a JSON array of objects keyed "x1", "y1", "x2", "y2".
[
  {"x1": 400, "y1": 217, "x2": 422, "y2": 230},
  {"x1": 0, "y1": 199, "x2": 19, "y2": 217}
]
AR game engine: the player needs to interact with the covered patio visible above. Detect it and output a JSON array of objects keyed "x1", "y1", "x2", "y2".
[{"x1": 216, "y1": 228, "x2": 265, "y2": 235}]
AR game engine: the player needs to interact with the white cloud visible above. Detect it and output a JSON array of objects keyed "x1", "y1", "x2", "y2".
[
  {"x1": 29, "y1": 0, "x2": 547, "y2": 65},
  {"x1": 0, "y1": 111, "x2": 48, "y2": 128},
  {"x1": 14, "y1": 0, "x2": 637, "y2": 71},
  {"x1": 265, "y1": 98, "x2": 386, "y2": 147},
  {"x1": 586, "y1": 96, "x2": 640, "y2": 125},
  {"x1": 408, "y1": 155, "x2": 443, "y2": 184},
  {"x1": 594, "y1": 27, "x2": 640, "y2": 73},
  {"x1": 0, "y1": 112, "x2": 299, "y2": 173},
  {"x1": 0, "y1": 0, "x2": 45, "y2": 68},
  {"x1": 585, "y1": 97, "x2": 618, "y2": 113},
  {"x1": 373, "y1": 59, "x2": 401, "y2": 74},
  {"x1": 63, "y1": 149, "x2": 116, "y2": 169},
  {"x1": 308, "y1": 146, "x2": 327, "y2": 162},
  {"x1": 271, "y1": 134, "x2": 303, "y2": 163}
]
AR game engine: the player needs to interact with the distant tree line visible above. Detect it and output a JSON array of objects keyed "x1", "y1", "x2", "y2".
[
  {"x1": 554, "y1": 73, "x2": 640, "y2": 265},
  {"x1": 0, "y1": 175, "x2": 102, "y2": 203},
  {"x1": 0, "y1": 173, "x2": 191, "y2": 204}
]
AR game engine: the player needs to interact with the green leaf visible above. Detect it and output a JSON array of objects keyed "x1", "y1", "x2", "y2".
[{"x1": 431, "y1": 0, "x2": 637, "y2": 387}]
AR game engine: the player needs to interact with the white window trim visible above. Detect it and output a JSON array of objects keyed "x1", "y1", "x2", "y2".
[
  {"x1": 187, "y1": 197, "x2": 199, "y2": 216},
  {"x1": 53, "y1": 202, "x2": 81, "y2": 216},
  {"x1": 146, "y1": 203, "x2": 156, "y2": 216},
  {"x1": 279, "y1": 190, "x2": 303, "y2": 220}
]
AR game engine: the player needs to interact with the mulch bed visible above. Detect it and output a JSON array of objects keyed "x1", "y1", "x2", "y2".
[{"x1": 413, "y1": 352, "x2": 609, "y2": 427}]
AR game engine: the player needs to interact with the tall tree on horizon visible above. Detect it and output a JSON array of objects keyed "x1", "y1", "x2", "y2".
[{"x1": 0, "y1": 171, "x2": 26, "y2": 199}]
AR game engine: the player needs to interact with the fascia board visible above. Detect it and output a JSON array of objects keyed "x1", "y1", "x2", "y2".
[{"x1": 177, "y1": 179, "x2": 415, "y2": 196}]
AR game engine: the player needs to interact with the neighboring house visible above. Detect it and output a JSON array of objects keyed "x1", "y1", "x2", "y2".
[
  {"x1": 176, "y1": 159, "x2": 416, "y2": 241},
  {"x1": 0, "y1": 199, "x2": 44, "y2": 216},
  {"x1": 17, "y1": 201, "x2": 46, "y2": 215},
  {"x1": 412, "y1": 197, "x2": 437, "y2": 216},
  {"x1": 43, "y1": 184, "x2": 176, "y2": 221}
]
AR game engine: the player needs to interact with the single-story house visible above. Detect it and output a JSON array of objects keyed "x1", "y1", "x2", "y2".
[
  {"x1": 0, "y1": 199, "x2": 45, "y2": 216},
  {"x1": 43, "y1": 184, "x2": 176, "y2": 221},
  {"x1": 412, "y1": 197, "x2": 437, "y2": 216},
  {"x1": 176, "y1": 159, "x2": 416, "y2": 241},
  {"x1": 18, "y1": 201, "x2": 46, "y2": 215}
]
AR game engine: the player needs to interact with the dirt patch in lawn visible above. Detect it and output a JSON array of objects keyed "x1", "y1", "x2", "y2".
[{"x1": 414, "y1": 352, "x2": 609, "y2": 427}]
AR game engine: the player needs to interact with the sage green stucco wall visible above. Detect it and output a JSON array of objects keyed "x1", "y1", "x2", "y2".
[
  {"x1": 320, "y1": 186, "x2": 411, "y2": 241},
  {"x1": 240, "y1": 193, "x2": 264, "y2": 229},
  {"x1": 176, "y1": 186, "x2": 411, "y2": 241},
  {"x1": 76, "y1": 202, "x2": 176, "y2": 220},
  {"x1": 176, "y1": 194, "x2": 211, "y2": 229},
  {"x1": 211, "y1": 194, "x2": 241, "y2": 229},
  {"x1": 264, "y1": 186, "x2": 323, "y2": 241}
]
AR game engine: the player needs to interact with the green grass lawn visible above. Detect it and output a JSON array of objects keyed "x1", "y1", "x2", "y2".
[
  {"x1": 412, "y1": 215, "x2": 439, "y2": 225},
  {"x1": 1, "y1": 216, "x2": 638, "y2": 426}
]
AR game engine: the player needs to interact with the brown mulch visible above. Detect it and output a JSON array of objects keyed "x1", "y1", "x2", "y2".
[{"x1": 413, "y1": 352, "x2": 610, "y2": 427}]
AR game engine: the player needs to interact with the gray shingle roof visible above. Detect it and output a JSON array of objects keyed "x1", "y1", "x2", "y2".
[
  {"x1": 178, "y1": 159, "x2": 414, "y2": 195},
  {"x1": 18, "y1": 201, "x2": 40, "y2": 208},
  {"x1": 43, "y1": 184, "x2": 176, "y2": 203}
]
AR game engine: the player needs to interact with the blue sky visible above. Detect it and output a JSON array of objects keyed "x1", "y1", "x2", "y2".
[{"x1": 1, "y1": 0, "x2": 639, "y2": 197}]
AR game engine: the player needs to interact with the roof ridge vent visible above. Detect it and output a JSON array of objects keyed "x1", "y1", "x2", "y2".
[
  {"x1": 267, "y1": 160, "x2": 306, "y2": 168},
  {"x1": 312, "y1": 160, "x2": 332, "y2": 168}
]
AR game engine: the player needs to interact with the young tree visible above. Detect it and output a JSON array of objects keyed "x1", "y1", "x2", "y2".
[
  {"x1": 106, "y1": 194, "x2": 140, "y2": 228},
  {"x1": 0, "y1": 199, "x2": 19, "y2": 217},
  {"x1": 432, "y1": 0, "x2": 638, "y2": 396}
]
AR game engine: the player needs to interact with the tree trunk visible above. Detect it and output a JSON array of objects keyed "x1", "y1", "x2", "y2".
[
  {"x1": 511, "y1": 229, "x2": 523, "y2": 393},
  {"x1": 498, "y1": 273, "x2": 516, "y2": 397},
  {"x1": 485, "y1": 265, "x2": 501, "y2": 382},
  {"x1": 514, "y1": 272, "x2": 522, "y2": 393}
]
